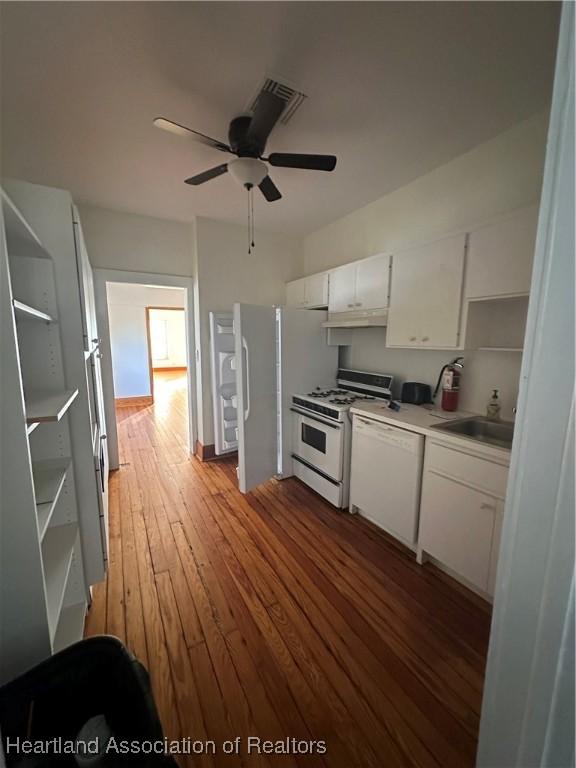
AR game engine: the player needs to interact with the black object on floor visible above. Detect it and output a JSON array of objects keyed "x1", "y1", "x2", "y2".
[{"x1": 0, "y1": 636, "x2": 179, "y2": 766}]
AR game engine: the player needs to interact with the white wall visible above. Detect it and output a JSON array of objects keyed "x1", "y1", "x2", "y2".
[
  {"x1": 302, "y1": 111, "x2": 549, "y2": 418},
  {"x1": 107, "y1": 283, "x2": 185, "y2": 398},
  {"x1": 194, "y1": 216, "x2": 302, "y2": 446},
  {"x1": 149, "y1": 308, "x2": 186, "y2": 368},
  {"x1": 78, "y1": 204, "x2": 194, "y2": 277}
]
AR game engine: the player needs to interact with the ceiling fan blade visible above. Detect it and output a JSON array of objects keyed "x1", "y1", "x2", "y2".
[
  {"x1": 246, "y1": 91, "x2": 285, "y2": 149},
  {"x1": 268, "y1": 153, "x2": 337, "y2": 172},
  {"x1": 258, "y1": 175, "x2": 282, "y2": 202},
  {"x1": 184, "y1": 163, "x2": 229, "y2": 186},
  {"x1": 154, "y1": 117, "x2": 231, "y2": 153}
]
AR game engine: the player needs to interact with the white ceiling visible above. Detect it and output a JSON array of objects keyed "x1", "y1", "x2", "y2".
[{"x1": 0, "y1": 2, "x2": 559, "y2": 235}]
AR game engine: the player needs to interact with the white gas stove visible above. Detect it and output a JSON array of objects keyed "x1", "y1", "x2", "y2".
[{"x1": 291, "y1": 369, "x2": 393, "y2": 507}]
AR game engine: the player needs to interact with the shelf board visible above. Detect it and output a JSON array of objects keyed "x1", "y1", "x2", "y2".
[
  {"x1": 477, "y1": 347, "x2": 523, "y2": 352},
  {"x1": 53, "y1": 600, "x2": 87, "y2": 654},
  {"x1": 42, "y1": 522, "x2": 77, "y2": 640},
  {"x1": 13, "y1": 299, "x2": 55, "y2": 323},
  {"x1": 32, "y1": 459, "x2": 70, "y2": 540},
  {"x1": 25, "y1": 389, "x2": 78, "y2": 426},
  {"x1": 1, "y1": 189, "x2": 51, "y2": 260}
]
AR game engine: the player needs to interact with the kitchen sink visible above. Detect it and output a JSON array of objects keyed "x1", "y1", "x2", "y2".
[{"x1": 431, "y1": 416, "x2": 514, "y2": 449}]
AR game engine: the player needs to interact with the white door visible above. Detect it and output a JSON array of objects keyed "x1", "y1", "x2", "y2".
[
  {"x1": 286, "y1": 278, "x2": 306, "y2": 308},
  {"x1": 234, "y1": 303, "x2": 278, "y2": 493},
  {"x1": 328, "y1": 263, "x2": 357, "y2": 312},
  {"x1": 354, "y1": 254, "x2": 390, "y2": 310},
  {"x1": 305, "y1": 272, "x2": 329, "y2": 308}
]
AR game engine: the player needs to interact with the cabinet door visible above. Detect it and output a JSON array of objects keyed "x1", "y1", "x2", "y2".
[
  {"x1": 286, "y1": 278, "x2": 306, "y2": 308},
  {"x1": 418, "y1": 234, "x2": 465, "y2": 347},
  {"x1": 385, "y1": 248, "x2": 423, "y2": 346},
  {"x1": 354, "y1": 254, "x2": 390, "y2": 310},
  {"x1": 419, "y1": 469, "x2": 496, "y2": 591},
  {"x1": 305, "y1": 272, "x2": 329, "y2": 308},
  {"x1": 328, "y1": 264, "x2": 357, "y2": 313},
  {"x1": 466, "y1": 205, "x2": 538, "y2": 299},
  {"x1": 387, "y1": 234, "x2": 465, "y2": 348},
  {"x1": 487, "y1": 499, "x2": 504, "y2": 596}
]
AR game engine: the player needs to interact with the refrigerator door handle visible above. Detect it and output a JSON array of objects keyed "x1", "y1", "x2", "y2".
[{"x1": 242, "y1": 336, "x2": 250, "y2": 421}]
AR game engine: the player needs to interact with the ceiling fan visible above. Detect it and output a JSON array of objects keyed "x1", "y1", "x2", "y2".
[{"x1": 153, "y1": 90, "x2": 337, "y2": 202}]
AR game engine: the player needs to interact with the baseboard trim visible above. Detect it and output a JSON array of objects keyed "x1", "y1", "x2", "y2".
[
  {"x1": 195, "y1": 441, "x2": 216, "y2": 461},
  {"x1": 115, "y1": 395, "x2": 153, "y2": 407},
  {"x1": 153, "y1": 366, "x2": 187, "y2": 372}
]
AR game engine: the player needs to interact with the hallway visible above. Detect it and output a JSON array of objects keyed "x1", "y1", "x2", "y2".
[{"x1": 85, "y1": 370, "x2": 491, "y2": 768}]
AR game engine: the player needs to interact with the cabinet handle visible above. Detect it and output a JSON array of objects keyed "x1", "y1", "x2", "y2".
[
  {"x1": 410, "y1": 336, "x2": 417, "y2": 342},
  {"x1": 480, "y1": 502, "x2": 496, "y2": 511},
  {"x1": 355, "y1": 302, "x2": 362, "y2": 307},
  {"x1": 422, "y1": 336, "x2": 430, "y2": 342},
  {"x1": 347, "y1": 303, "x2": 354, "y2": 308}
]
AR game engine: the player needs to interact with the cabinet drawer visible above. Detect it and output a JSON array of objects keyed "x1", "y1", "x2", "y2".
[{"x1": 426, "y1": 440, "x2": 509, "y2": 498}]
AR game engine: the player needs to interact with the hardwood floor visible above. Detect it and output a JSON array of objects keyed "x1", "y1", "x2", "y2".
[{"x1": 85, "y1": 370, "x2": 491, "y2": 767}]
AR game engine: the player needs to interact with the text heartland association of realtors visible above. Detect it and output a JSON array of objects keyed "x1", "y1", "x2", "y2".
[{"x1": 4, "y1": 736, "x2": 328, "y2": 756}]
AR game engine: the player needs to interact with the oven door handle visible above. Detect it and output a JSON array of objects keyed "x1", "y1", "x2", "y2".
[{"x1": 290, "y1": 407, "x2": 341, "y2": 429}]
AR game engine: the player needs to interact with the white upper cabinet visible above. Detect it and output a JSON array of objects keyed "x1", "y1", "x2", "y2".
[
  {"x1": 286, "y1": 277, "x2": 306, "y2": 308},
  {"x1": 387, "y1": 233, "x2": 466, "y2": 348},
  {"x1": 285, "y1": 271, "x2": 328, "y2": 309},
  {"x1": 354, "y1": 254, "x2": 391, "y2": 310},
  {"x1": 328, "y1": 263, "x2": 357, "y2": 312},
  {"x1": 465, "y1": 204, "x2": 538, "y2": 299},
  {"x1": 305, "y1": 271, "x2": 329, "y2": 308},
  {"x1": 328, "y1": 253, "x2": 390, "y2": 313}
]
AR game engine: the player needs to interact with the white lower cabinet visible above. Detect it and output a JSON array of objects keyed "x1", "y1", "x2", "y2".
[
  {"x1": 418, "y1": 439, "x2": 509, "y2": 598},
  {"x1": 418, "y1": 471, "x2": 496, "y2": 590},
  {"x1": 487, "y1": 500, "x2": 504, "y2": 596}
]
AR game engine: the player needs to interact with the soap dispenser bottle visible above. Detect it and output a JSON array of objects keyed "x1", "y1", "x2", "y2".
[{"x1": 487, "y1": 389, "x2": 501, "y2": 421}]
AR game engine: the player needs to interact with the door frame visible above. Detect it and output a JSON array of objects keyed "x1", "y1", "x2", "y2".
[
  {"x1": 145, "y1": 306, "x2": 187, "y2": 398},
  {"x1": 477, "y1": 5, "x2": 574, "y2": 764},
  {"x1": 93, "y1": 269, "x2": 197, "y2": 470}
]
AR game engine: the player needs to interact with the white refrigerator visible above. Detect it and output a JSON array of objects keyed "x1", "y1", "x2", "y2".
[{"x1": 210, "y1": 304, "x2": 338, "y2": 493}]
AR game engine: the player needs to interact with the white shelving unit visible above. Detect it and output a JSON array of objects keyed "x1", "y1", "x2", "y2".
[
  {"x1": 33, "y1": 458, "x2": 71, "y2": 539},
  {"x1": 1, "y1": 181, "x2": 108, "y2": 684},
  {"x1": 42, "y1": 522, "x2": 78, "y2": 639},
  {"x1": 25, "y1": 389, "x2": 79, "y2": 426},
  {"x1": 13, "y1": 299, "x2": 55, "y2": 323}
]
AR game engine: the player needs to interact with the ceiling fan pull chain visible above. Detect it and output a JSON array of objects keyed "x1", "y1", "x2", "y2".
[
  {"x1": 250, "y1": 188, "x2": 255, "y2": 250},
  {"x1": 247, "y1": 189, "x2": 250, "y2": 255}
]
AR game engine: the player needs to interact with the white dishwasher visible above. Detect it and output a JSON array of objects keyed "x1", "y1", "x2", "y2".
[{"x1": 350, "y1": 414, "x2": 424, "y2": 547}]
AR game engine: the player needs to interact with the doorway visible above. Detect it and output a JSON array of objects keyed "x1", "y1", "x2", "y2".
[
  {"x1": 146, "y1": 306, "x2": 187, "y2": 400},
  {"x1": 93, "y1": 270, "x2": 196, "y2": 470}
]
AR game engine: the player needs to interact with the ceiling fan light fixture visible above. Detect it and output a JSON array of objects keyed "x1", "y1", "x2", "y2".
[{"x1": 228, "y1": 157, "x2": 268, "y2": 189}]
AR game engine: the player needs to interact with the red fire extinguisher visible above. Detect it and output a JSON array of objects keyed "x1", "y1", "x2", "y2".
[{"x1": 434, "y1": 357, "x2": 464, "y2": 412}]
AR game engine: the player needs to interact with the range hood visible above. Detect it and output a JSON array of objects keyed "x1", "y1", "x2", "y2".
[{"x1": 322, "y1": 308, "x2": 388, "y2": 329}]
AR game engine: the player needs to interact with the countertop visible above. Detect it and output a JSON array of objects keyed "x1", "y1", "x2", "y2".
[{"x1": 349, "y1": 401, "x2": 512, "y2": 460}]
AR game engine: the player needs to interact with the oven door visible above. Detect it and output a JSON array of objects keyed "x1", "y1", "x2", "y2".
[{"x1": 292, "y1": 408, "x2": 344, "y2": 482}]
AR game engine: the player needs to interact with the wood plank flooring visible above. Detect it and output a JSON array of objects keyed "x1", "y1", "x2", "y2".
[{"x1": 85, "y1": 370, "x2": 491, "y2": 767}]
